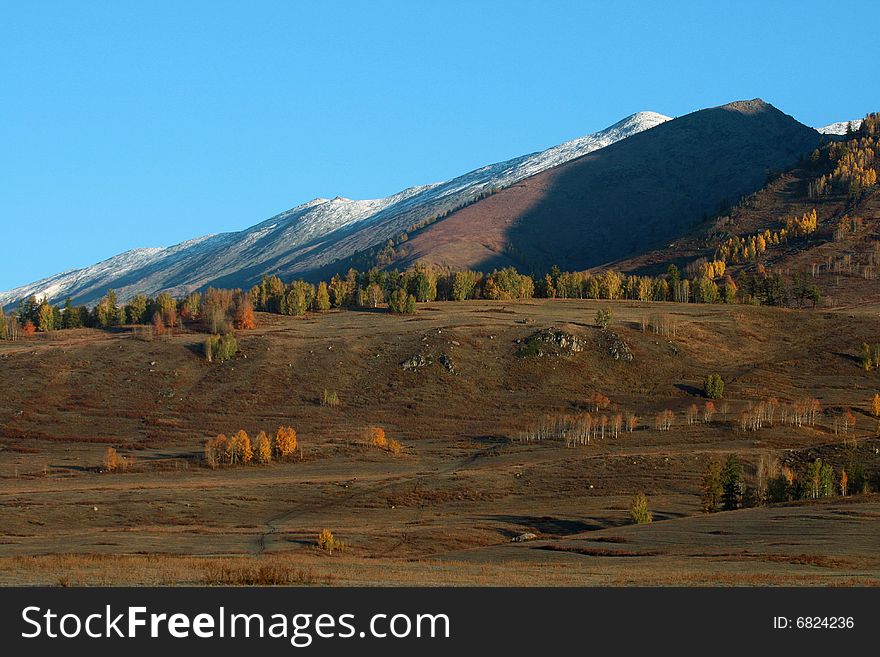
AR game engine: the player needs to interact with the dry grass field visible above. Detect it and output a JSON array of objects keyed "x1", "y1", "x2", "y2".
[{"x1": 1, "y1": 299, "x2": 879, "y2": 585}]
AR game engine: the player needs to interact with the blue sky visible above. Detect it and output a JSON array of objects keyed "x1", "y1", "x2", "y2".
[{"x1": 1, "y1": 0, "x2": 875, "y2": 291}]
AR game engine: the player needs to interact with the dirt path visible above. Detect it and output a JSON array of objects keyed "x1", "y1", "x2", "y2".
[{"x1": 255, "y1": 441, "x2": 503, "y2": 554}]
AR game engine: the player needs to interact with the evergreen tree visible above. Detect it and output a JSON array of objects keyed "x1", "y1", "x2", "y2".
[{"x1": 721, "y1": 455, "x2": 743, "y2": 510}]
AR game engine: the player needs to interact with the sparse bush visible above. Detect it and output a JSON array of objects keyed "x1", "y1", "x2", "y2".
[
  {"x1": 595, "y1": 307, "x2": 612, "y2": 330},
  {"x1": 321, "y1": 389, "x2": 340, "y2": 407},
  {"x1": 387, "y1": 439, "x2": 402, "y2": 455},
  {"x1": 629, "y1": 493, "x2": 653, "y2": 524}
]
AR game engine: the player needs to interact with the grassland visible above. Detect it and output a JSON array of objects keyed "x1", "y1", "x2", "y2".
[{"x1": 1, "y1": 299, "x2": 878, "y2": 585}]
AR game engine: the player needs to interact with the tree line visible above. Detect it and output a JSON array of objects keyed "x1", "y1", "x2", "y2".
[{"x1": 702, "y1": 452, "x2": 873, "y2": 512}]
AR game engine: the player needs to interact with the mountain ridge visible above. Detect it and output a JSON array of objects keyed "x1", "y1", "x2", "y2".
[{"x1": 0, "y1": 111, "x2": 670, "y2": 309}]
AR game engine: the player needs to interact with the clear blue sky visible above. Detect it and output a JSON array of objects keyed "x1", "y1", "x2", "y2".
[{"x1": 1, "y1": 0, "x2": 875, "y2": 291}]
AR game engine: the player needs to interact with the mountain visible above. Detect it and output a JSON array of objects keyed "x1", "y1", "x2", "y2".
[
  {"x1": 817, "y1": 120, "x2": 863, "y2": 135},
  {"x1": 386, "y1": 99, "x2": 822, "y2": 273},
  {"x1": 0, "y1": 111, "x2": 670, "y2": 309}
]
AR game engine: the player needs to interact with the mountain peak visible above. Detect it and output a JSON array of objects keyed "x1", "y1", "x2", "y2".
[{"x1": 720, "y1": 98, "x2": 773, "y2": 114}]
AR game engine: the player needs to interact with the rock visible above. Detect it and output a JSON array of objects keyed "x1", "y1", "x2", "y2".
[
  {"x1": 604, "y1": 330, "x2": 633, "y2": 361},
  {"x1": 512, "y1": 532, "x2": 538, "y2": 542},
  {"x1": 438, "y1": 353, "x2": 456, "y2": 374},
  {"x1": 401, "y1": 354, "x2": 433, "y2": 370},
  {"x1": 516, "y1": 328, "x2": 586, "y2": 358}
]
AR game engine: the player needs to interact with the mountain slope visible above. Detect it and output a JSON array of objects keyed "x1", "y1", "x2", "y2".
[
  {"x1": 0, "y1": 112, "x2": 670, "y2": 308},
  {"x1": 390, "y1": 99, "x2": 821, "y2": 273}
]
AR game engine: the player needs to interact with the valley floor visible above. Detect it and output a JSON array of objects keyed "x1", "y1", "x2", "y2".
[{"x1": 1, "y1": 299, "x2": 878, "y2": 585}]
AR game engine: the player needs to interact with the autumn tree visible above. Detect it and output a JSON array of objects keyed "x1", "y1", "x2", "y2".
[
  {"x1": 152, "y1": 311, "x2": 165, "y2": 337},
  {"x1": 234, "y1": 293, "x2": 257, "y2": 330},
  {"x1": 230, "y1": 430, "x2": 253, "y2": 465},
  {"x1": 703, "y1": 401, "x2": 716, "y2": 423},
  {"x1": 255, "y1": 431, "x2": 272, "y2": 464},
  {"x1": 451, "y1": 270, "x2": 479, "y2": 301},
  {"x1": 626, "y1": 413, "x2": 638, "y2": 432},
  {"x1": 312, "y1": 281, "x2": 331, "y2": 313},
  {"x1": 317, "y1": 528, "x2": 339, "y2": 554},
  {"x1": 126, "y1": 294, "x2": 149, "y2": 324},
  {"x1": 388, "y1": 288, "x2": 416, "y2": 314},
  {"x1": 94, "y1": 289, "x2": 122, "y2": 328},
  {"x1": 595, "y1": 307, "x2": 612, "y2": 330},
  {"x1": 204, "y1": 435, "x2": 225, "y2": 468},
  {"x1": 872, "y1": 393, "x2": 880, "y2": 417},
  {"x1": 701, "y1": 461, "x2": 723, "y2": 512},
  {"x1": 368, "y1": 427, "x2": 387, "y2": 449},
  {"x1": 104, "y1": 446, "x2": 119, "y2": 472},
  {"x1": 37, "y1": 299, "x2": 56, "y2": 332},
  {"x1": 629, "y1": 493, "x2": 653, "y2": 524},
  {"x1": 273, "y1": 426, "x2": 298, "y2": 459},
  {"x1": 591, "y1": 392, "x2": 611, "y2": 412}
]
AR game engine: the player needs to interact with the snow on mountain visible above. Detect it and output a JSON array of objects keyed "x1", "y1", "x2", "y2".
[
  {"x1": 0, "y1": 111, "x2": 670, "y2": 309},
  {"x1": 817, "y1": 120, "x2": 862, "y2": 135}
]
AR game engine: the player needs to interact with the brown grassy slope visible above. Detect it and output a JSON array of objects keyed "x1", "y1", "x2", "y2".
[
  {"x1": 1, "y1": 301, "x2": 879, "y2": 584},
  {"x1": 614, "y1": 165, "x2": 880, "y2": 307},
  {"x1": 392, "y1": 99, "x2": 820, "y2": 273}
]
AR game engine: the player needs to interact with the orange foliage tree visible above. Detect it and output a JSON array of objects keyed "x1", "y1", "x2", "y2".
[
  {"x1": 368, "y1": 427, "x2": 387, "y2": 449},
  {"x1": 234, "y1": 293, "x2": 257, "y2": 330},
  {"x1": 273, "y1": 426, "x2": 298, "y2": 459}
]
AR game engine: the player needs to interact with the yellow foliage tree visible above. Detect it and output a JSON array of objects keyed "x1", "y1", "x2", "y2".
[
  {"x1": 255, "y1": 430, "x2": 272, "y2": 464},
  {"x1": 230, "y1": 430, "x2": 252, "y2": 465},
  {"x1": 317, "y1": 528, "x2": 338, "y2": 554},
  {"x1": 368, "y1": 426, "x2": 387, "y2": 449},
  {"x1": 273, "y1": 426, "x2": 298, "y2": 459}
]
